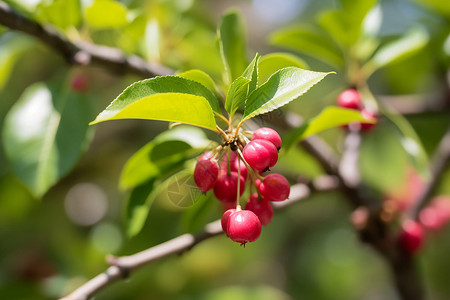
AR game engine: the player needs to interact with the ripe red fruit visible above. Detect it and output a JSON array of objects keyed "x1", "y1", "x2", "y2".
[
  {"x1": 194, "y1": 159, "x2": 219, "y2": 192},
  {"x1": 245, "y1": 193, "x2": 273, "y2": 225},
  {"x1": 199, "y1": 151, "x2": 214, "y2": 161},
  {"x1": 399, "y1": 220, "x2": 424, "y2": 254},
  {"x1": 259, "y1": 173, "x2": 290, "y2": 202},
  {"x1": 221, "y1": 208, "x2": 236, "y2": 235},
  {"x1": 337, "y1": 89, "x2": 361, "y2": 110},
  {"x1": 252, "y1": 127, "x2": 282, "y2": 150},
  {"x1": 214, "y1": 173, "x2": 245, "y2": 202},
  {"x1": 242, "y1": 139, "x2": 278, "y2": 171},
  {"x1": 227, "y1": 210, "x2": 262, "y2": 245},
  {"x1": 220, "y1": 156, "x2": 247, "y2": 179}
]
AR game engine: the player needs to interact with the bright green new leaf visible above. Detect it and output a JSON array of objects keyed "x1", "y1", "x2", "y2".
[
  {"x1": 243, "y1": 67, "x2": 333, "y2": 121},
  {"x1": 2, "y1": 83, "x2": 93, "y2": 197},
  {"x1": 283, "y1": 106, "x2": 377, "y2": 150},
  {"x1": 270, "y1": 26, "x2": 344, "y2": 69},
  {"x1": 90, "y1": 76, "x2": 220, "y2": 130},
  {"x1": 177, "y1": 69, "x2": 220, "y2": 95},
  {"x1": 258, "y1": 52, "x2": 308, "y2": 86},
  {"x1": 217, "y1": 10, "x2": 248, "y2": 84},
  {"x1": 120, "y1": 126, "x2": 211, "y2": 189},
  {"x1": 363, "y1": 27, "x2": 429, "y2": 77},
  {"x1": 241, "y1": 53, "x2": 260, "y2": 95},
  {"x1": 85, "y1": 0, "x2": 128, "y2": 29},
  {"x1": 37, "y1": 0, "x2": 81, "y2": 29},
  {"x1": 224, "y1": 77, "x2": 251, "y2": 116}
]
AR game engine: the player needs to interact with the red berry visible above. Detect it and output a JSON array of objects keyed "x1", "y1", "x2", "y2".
[
  {"x1": 194, "y1": 159, "x2": 219, "y2": 192},
  {"x1": 399, "y1": 220, "x2": 424, "y2": 254},
  {"x1": 252, "y1": 127, "x2": 282, "y2": 150},
  {"x1": 199, "y1": 151, "x2": 214, "y2": 161},
  {"x1": 70, "y1": 73, "x2": 89, "y2": 92},
  {"x1": 243, "y1": 139, "x2": 278, "y2": 171},
  {"x1": 245, "y1": 193, "x2": 273, "y2": 226},
  {"x1": 259, "y1": 173, "x2": 290, "y2": 202},
  {"x1": 227, "y1": 210, "x2": 262, "y2": 245},
  {"x1": 220, "y1": 155, "x2": 247, "y2": 180},
  {"x1": 337, "y1": 89, "x2": 361, "y2": 110},
  {"x1": 214, "y1": 173, "x2": 245, "y2": 202},
  {"x1": 221, "y1": 209, "x2": 236, "y2": 235},
  {"x1": 360, "y1": 109, "x2": 377, "y2": 131}
]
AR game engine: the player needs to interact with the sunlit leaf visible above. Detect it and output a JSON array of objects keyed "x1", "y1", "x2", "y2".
[
  {"x1": 177, "y1": 69, "x2": 220, "y2": 95},
  {"x1": 363, "y1": 27, "x2": 429, "y2": 76},
  {"x1": 2, "y1": 83, "x2": 93, "y2": 197},
  {"x1": 90, "y1": 76, "x2": 220, "y2": 130},
  {"x1": 258, "y1": 52, "x2": 308, "y2": 86},
  {"x1": 284, "y1": 106, "x2": 377, "y2": 150},
  {"x1": 241, "y1": 53, "x2": 260, "y2": 95},
  {"x1": 224, "y1": 77, "x2": 250, "y2": 116},
  {"x1": 0, "y1": 34, "x2": 33, "y2": 90},
  {"x1": 243, "y1": 67, "x2": 333, "y2": 121},
  {"x1": 85, "y1": 0, "x2": 128, "y2": 29},
  {"x1": 217, "y1": 10, "x2": 248, "y2": 84},
  {"x1": 270, "y1": 25, "x2": 344, "y2": 69},
  {"x1": 37, "y1": 0, "x2": 81, "y2": 29}
]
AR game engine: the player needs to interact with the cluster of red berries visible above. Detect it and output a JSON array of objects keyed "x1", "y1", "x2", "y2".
[
  {"x1": 193, "y1": 127, "x2": 290, "y2": 246},
  {"x1": 337, "y1": 89, "x2": 376, "y2": 131}
]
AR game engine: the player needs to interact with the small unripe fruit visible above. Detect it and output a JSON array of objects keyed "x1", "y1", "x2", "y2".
[
  {"x1": 221, "y1": 208, "x2": 236, "y2": 235},
  {"x1": 194, "y1": 159, "x2": 219, "y2": 192},
  {"x1": 70, "y1": 73, "x2": 89, "y2": 92},
  {"x1": 227, "y1": 210, "x2": 262, "y2": 245},
  {"x1": 399, "y1": 220, "x2": 424, "y2": 254},
  {"x1": 252, "y1": 127, "x2": 282, "y2": 150},
  {"x1": 243, "y1": 139, "x2": 278, "y2": 171},
  {"x1": 214, "y1": 173, "x2": 245, "y2": 202},
  {"x1": 259, "y1": 173, "x2": 290, "y2": 202},
  {"x1": 245, "y1": 193, "x2": 273, "y2": 225},
  {"x1": 337, "y1": 89, "x2": 361, "y2": 110}
]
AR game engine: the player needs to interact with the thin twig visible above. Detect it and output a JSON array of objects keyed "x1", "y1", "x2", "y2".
[
  {"x1": 60, "y1": 179, "x2": 339, "y2": 300},
  {"x1": 0, "y1": 1, "x2": 173, "y2": 78}
]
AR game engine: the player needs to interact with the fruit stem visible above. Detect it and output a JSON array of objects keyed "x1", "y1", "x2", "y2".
[
  {"x1": 216, "y1": 125, "x2": 229, "y2": 141},
  {"x1": 236, "y1": 148, "x2": 264, "y2": 181},
  {"x1": 236, "y1": 156, "x2": 241, "y2": 208},
  {"x1": 214, "y1": 112, "x2": 230, "y2": 126},
  {"x1": 233, "y1": 120, "x2": 245, "y2": 139}
]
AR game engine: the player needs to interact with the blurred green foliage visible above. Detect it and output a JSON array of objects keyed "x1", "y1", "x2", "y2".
[{"x1": 0, "y1": 0, "x2": 450, "y2": 300}]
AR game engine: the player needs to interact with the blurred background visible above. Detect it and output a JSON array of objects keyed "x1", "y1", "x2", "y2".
[{"x1": 1, "y1": 0, "x2": 450, "y2": 299}]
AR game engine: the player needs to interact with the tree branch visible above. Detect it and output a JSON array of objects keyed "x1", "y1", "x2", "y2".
[
  {"x1": 0, "y1": 1, "x2": 173, "y2": 78},
  {"x1": 411, "y1": 126, "x2": 450, "y2": 219},
  {"x1": 60, "y1": 179, "x2": 339, "y2": 300}
]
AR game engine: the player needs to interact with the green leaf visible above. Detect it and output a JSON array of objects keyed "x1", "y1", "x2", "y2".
[
  {"x1": 126, "y1": 180, "x2": 156, "y2": 237},
  {"x1": 224, "y1": 77, "x2": 250, "y2": 116},
  {"x1": 270, "y1": 26, "x2": 344, "y2": 69},
  {"x1": 241, "y1": 53, "x2": 260, "y2": 95},
  {"x1": 85, "y1": 0, "x2": 128, "y2": 29},
  {"x1": 258, "y1": 52, "x2": 308, "y2": 86},
  {"x1": 284, "y1": 107, "x2": 377, "y2": 150},
  {"x1": 37, "y1": 0, "x2": 81, "y2": 29},
  {"x1": 318, "y1": 0, "x2": 376, "y2": 48},
  {"x1": 176, "y1": 69, "x2": 220, "y2": 95},
  {"x1": 2, "y1": 83, "x2": 93, "y2": 197},
  {"x1": 0, "y1": 34, "x2": 33, "y2": 90},
  {"x1": 120, "y1": 126, "x2": 211, "y2": 189},
  {"x1": 90, "y1": 76, "x2": 220, "y2": 130},
  {"x1": 243, "y1": 67, "x2": 333, "y2": 121},
  {"x1": 381, "y1": 108, "x2": 430, "y2": 179},
  {"x1": 217, "y1": 10, "x2": 248, "y2": 84},
  {"x1": 363, "y1": 27, "x2": 429, "y2": 76}
]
